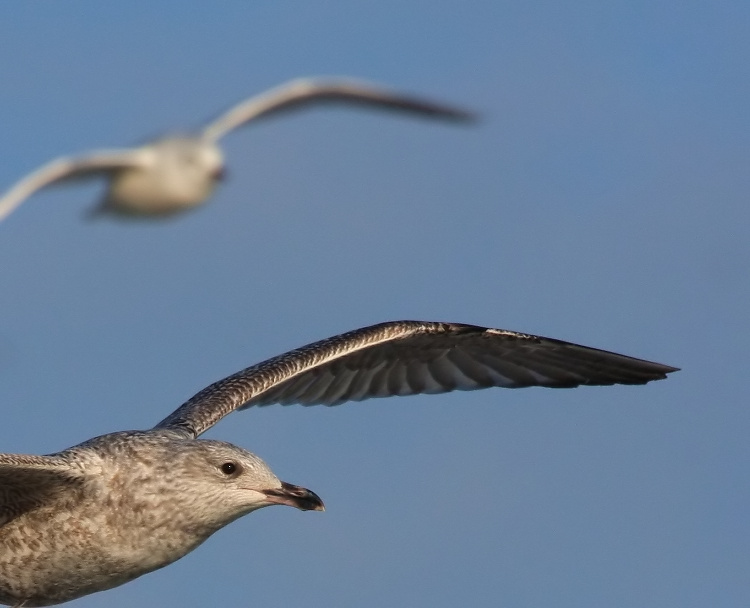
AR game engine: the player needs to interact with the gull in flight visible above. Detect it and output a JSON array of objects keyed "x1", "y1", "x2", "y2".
[
  {"x1": 0, "y1": 319, "x2": 677, "y2": 606},
  {"x1": 0, "y1": 78, "x2": 474, "y2": 223}
]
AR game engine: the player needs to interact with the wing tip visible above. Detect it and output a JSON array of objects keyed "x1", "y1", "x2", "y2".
[{"x1": 646, "y1": 362, "x2": 681, "y2": 380}]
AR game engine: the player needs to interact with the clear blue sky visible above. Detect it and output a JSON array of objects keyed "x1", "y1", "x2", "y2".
[{"x1": 0, "y1": 2, "x2": 747, "y2": 607}]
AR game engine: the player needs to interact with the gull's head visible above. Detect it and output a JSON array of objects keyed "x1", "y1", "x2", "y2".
[
  {"x1": 163, "y1": 439, "x2": 324, "y2": 529},
  {"x1": 150, "y1": 136, "x2": 226, "y2": 200}
]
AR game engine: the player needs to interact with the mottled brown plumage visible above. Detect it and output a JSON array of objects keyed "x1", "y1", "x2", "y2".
[{"x1": 0, "y1": 320, "x2": 677, "y2": 606}]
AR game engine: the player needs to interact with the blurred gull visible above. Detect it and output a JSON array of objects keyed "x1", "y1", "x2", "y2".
[
  {"x1": 0, "y1": 319, "x2": 677, "y2": 606},
  {"x1": 0, "y1": 77, "x2": 474, "y2": 222}
]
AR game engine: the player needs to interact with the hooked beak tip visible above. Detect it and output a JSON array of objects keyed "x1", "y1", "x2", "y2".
[{"x1": 264, "y1": 481, "x2": 325, "y2": 512}]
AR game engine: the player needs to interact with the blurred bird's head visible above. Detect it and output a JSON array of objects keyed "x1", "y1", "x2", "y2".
[{"x1": 98, "y1": 136, "x2": 226, "y2": 216}]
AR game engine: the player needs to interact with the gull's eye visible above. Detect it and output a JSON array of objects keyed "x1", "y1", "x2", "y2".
[{"x1": 220, "y1": 462, "x2": 239, "y2": 476}]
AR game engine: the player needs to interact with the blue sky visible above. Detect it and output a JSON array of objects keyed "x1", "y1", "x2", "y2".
[{"x1": 0, "y1": 2, "x2": 747, "y2": 606}]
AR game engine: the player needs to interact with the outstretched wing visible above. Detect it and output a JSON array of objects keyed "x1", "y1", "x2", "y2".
[
  {"x1": 0, "y1": 149, "x2": 149, "y2": 223},
  {"x1": 0, "y1": 454, "x2": 83, "y2": 527},
  {"x1": 155, "y1": 320, "x2": 678, "y2": 438},
  {"x1": 200, "y1": 77, "x2": 475, "y2": 142}
]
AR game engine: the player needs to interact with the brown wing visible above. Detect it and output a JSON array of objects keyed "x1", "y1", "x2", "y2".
[
  {"x1": 155, "y1": 320, "x2": 678, "y2": 438},
  {"x1": 0, "y1": 454, "x2": 83, "y2": 527}
]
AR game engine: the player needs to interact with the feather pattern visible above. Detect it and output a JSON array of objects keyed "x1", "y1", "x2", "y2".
[{"x1": 155, "y1": 320, "x2": 678, "y2": 438}]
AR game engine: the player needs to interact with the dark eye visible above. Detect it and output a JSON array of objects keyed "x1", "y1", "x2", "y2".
[{"x1": 220, "y1": 462, "x2": 238, "y2": 476}]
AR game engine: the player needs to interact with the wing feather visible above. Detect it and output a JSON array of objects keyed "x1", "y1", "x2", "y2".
[
  {"x1": 0, "y1": 454, "x2": 83, "y2": 527},
  {"x1": 201, "y1": 77, "x2": 474, "y2": 142},
  {"x1": 154, "y1": 321, "x2": 677, "y2": 438},
  {"x1": 0, "y1": 150, "x2": 149, "y2": 223}
]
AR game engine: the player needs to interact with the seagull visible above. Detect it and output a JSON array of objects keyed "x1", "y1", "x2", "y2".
[
  {"x1": 0, "y1": 320, "x2": 677, "y2": 606},
  {"x1": 0, "y1": 78, "x2": 474, "y2": 223}
]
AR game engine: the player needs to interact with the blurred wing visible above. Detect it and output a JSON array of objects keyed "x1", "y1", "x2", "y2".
[
  {"x1": 0, "y1": 149, "x2": 148, "y2": 222},
  {"x1": 200, "y1": 77, "x2": 475, "y2": 141},
  {"x1": 155, "y1": 320, "x2": 678, "y2": 438},
  {"x1": 0, "y1": 454, "x2": 83, "y2": 527}
]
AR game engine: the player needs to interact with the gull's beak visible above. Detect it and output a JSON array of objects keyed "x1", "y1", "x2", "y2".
[
  {"x1": 263, "y1": 481, "x2": 325, "y2": 512},
  {"x1": 211, "y1": 166, "x2": 227, "y2": 182}
]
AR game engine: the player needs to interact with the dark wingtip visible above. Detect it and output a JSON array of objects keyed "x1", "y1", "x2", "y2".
[
  {"x1": 627, "y1": 362, "x2": 680, "y2": 385},
  {"x1": 429, "y1": 107, "x2": 480, "y2": 124},
  {"x1": 652, "y1": 363, "x2": 681, "y2": 379},
  {"x1": 446, "y1": 109, "x2": 480, "y2": 123},
  {"x1": 383, "y1": 97, "x2": 478, "y2": 124}
]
